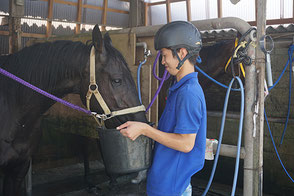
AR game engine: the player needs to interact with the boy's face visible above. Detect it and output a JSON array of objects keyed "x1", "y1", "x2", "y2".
[{"x1": 160, "y1": 48, "x2": 179, "y2": 76}]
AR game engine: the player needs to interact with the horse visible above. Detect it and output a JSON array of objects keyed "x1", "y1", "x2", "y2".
[{"x1": 0, "y1": 25, "x2": 147, "y2": 196}]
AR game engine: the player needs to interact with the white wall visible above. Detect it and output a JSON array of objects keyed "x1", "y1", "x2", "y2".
[{"x1": 148, "y1": 0, "x2": 293, "y2": 25}]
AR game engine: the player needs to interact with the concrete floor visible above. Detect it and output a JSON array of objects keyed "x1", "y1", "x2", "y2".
[{"x1": 30, "y1": 160, "x2": 246, "y2": 196}]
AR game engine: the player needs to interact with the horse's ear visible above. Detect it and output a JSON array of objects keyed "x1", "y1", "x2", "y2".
[
  {"x1": 92, "y1": 25, "x2": 103, "y2": 53},
  {"x1": 104, "y1": 32, "x2": 112, "y2": 45}
]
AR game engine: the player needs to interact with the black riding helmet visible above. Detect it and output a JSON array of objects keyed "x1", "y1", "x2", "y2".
[{"x1": 154, "y1": 21, "x2": 202, "y2": 69}]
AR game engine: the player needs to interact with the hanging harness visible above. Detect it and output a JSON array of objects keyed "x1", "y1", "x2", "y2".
[{"x1": 86, "y1": 46, "x2": 146, "y2": 126}]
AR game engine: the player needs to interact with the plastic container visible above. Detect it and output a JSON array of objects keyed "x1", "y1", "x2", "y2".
[{"x1": 97, "y1": 128, "x2": 152, "y2": 174}]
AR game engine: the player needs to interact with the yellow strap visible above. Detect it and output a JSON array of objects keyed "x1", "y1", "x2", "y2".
[
  {"x1": 224, "y1": 57, "x2": 232, "y2": 72},
  {"x1": 225, "y1": 38, "x2": 239, "y2": 72},
  {"x1": 93, "y1": 89, "x2": 111, "y2": 115},
  {"x1": 240, "y1": 63, "x2": 245, "y2": 78},
  {"x1": 86, "y1": 88, "x2": 111, "y2": 115},
  {"x1": 86, "y1": 90, "x2": 92, "y2": 111},
  {"x1": 90, "y1": 46, "x2": 96, "y2": 85},
  {"x1": 111, "y1": 105, "x2": 146, "y2": 117},
  {"x1": 225, "y1": 38, "x2": 246, "y2": 78},
  {"x1": 87, "y1": 46, "x2": 111, "y2": 115},
  {"x1": 92, "y1": 114, "x2": 104, "y2": 127}
]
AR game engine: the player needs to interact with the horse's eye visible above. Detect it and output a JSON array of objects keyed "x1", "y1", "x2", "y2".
[{"x1": 111, "y1": 79, "x2": 122, "y2": 87}]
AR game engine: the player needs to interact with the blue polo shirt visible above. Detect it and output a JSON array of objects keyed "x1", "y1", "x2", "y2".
[{"x1": 147, "y1": 72, "x2": 207, "y2": 196}]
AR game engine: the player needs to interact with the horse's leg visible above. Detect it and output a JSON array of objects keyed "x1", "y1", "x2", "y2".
[
  {"x1": 3, "y1": 159, "x2": 30, "y2": 196},
  {"x1": 96, "y1": 139, "x2": 118, "y2": 190},
  {"x1": 80, "y1": 136, "x2": 93, "y2": 188}
]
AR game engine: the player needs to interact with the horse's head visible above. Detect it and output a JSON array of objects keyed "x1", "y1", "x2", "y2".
[{"x1": 80, "y1": 25, "x2": 147, "y2": 128}]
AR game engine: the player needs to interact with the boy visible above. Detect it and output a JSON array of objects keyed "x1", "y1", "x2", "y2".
[{"x1": 117, "y1": 21, "x2": 207, "y2": 196}]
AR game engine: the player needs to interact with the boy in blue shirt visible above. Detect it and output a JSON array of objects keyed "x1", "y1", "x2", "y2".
[{"x1": 117, "y1": 21, "x2": 207, "y2": 196}]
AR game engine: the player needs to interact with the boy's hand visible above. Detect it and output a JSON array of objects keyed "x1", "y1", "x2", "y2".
[{"x1": 117, "y1": 121, "x2": 149, "y2": 141}]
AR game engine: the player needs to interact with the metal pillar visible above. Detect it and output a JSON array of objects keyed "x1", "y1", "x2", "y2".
[{"x1": 244, "y1": 0, "x2": 266, "y2": 195}]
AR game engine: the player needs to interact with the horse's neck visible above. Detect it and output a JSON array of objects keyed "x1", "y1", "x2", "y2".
[{"x1": 0, "y1": 52, "x2": 83, "y2": 116}]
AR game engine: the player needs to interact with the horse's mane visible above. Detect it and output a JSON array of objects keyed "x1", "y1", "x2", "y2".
[
  {"x1": 0, "y1": 37, "x2": 131, "y2": 106},
  {"x1": 0, "y1": 40, "x2": 90, "y2": 92}
]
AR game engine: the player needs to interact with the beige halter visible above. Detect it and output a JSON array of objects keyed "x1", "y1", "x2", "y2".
[{"x1": 86, "y1": 46, "x2": 146, "y2": 126}]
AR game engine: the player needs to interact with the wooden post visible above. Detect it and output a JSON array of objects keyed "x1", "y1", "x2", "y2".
[
  {"x1": 46, "y1": 0, "x2": 53, "y2": 37},
  {"x1": 9, "y1": 0, "x2": 24, "y2": 54},
  {"x1": 166, "y1": 0, "x2": 171, "y2": 23},
  {"x1": 255, "y1": 0, "x2": 257, "y2": 23},
  {"x1": 129, "y1": 0, "x2": 144, "y2": 27},
  {"x1": 217, "y1": 0, "x2": 222, "y2": 18},
  {"x1": 186, "y1": 0, "x2": 191, "y2": 21},
  {"x1": 243, "y1": 0, "x2": 266, "y2": 195},
  {"x1": 101, "y1": 0, "x2": 108, "y2": 31},
  {"x1": 144, "y1": 2, "x2": 148, "y2": 26},
  {"x1": 293, "y1": 0, "x2": 294, "y2": 21},
  {"x1": 75, "y1": 0, "x2": 82, "y2": 34}
]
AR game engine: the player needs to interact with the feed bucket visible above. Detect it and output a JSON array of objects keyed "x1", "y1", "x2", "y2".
[{"x1": 97, "y1": 128, "x2": 152, "y2": 174}]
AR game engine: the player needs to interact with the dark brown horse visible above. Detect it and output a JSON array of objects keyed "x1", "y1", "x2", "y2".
[{"x1": 0, "y1": 25, "x2": 147, "y2": 196}]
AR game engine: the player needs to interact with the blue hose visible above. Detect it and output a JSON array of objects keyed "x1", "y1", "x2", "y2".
[
  {"x1": 201, "y1": 76, "x2": 245, "y2": 196},
  {"x1": 264, "y1": 110, "x2": 294, "y2": 182},
  {"x1": 278, "y1": 47, "x2": 293, "y2": 145},
  {"x1": 266, "y1": 45, "x2": 294, "y2": 145},
  {"x1": 195, "y1": 65, "x2": 241, "y2": 91},
  {"x1": 137, "y1": 59, "x2": 147, "y2": 104}
]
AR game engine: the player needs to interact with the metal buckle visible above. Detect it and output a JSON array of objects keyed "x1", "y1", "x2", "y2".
[
  {"x1": 89, "y1": 84, "x2": 98, "y2": 92},
  {"x1": 94, "y1": 113, "x2": 112, "y2": 121}
]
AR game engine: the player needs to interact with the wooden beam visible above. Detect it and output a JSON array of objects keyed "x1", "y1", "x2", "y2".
[
  {"x1": 248, "y1": 18, "x2": 294, "y2": 26},
  {"x1": 166, "y1": 0, "x2": 171, "y2": 23},
  {"x1": 144, "y1": 2, "x2": 148, "y2": 26},
  {"x1": 46, "y1": 0, "x2": 53, "y2": 37},
  {"x1": 101, "y1": 0, "x2": 108, "y2": 31},
  {"x1": 40, "y1": 0, "x2": 77, "y2": 6},
  {"x1": 107, "y1": 8, "x2": 128, "y2": 14},
  {"x1": 217, "y1": 0, "x2": 222, "y2": 18},
  {"x1": 39, "y1": 0, "x2": 128, "y2": 14},
  {"x1": 54, "y1": 0, "x2": 77, "y2": 6},
  {"x1": 75, "y1": 0, "x2": 82, "y2": 34},
  {"x1": 0, "y1": 30, "x2": 9, "y2": 36},
  {"x1": 22, "y1": 32, "x2": 47, "y2": 38},
  {"x1": 147, "y1": 0, "x2": 185, "y2": 6},
  {"x1": 186, "y1": 0, "x2": 191, "y2": 21},
  {"x1": 82, "y1": 4, "x2": 103, "y2": 11},
  {"x1": 1, "y1": 30, "x2": 50, "y2": 38}
]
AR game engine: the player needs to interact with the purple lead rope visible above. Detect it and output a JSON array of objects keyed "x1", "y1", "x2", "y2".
[
  {"x1": 0, "y1": 67, "x2": 92, "y2": 115},
  {"x1": 145, "y1": 52, "x2": 170, "y2": 112}
]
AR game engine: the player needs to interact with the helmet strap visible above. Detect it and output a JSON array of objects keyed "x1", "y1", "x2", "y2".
[{"x1": 174, "y1": 49, "x2": 192, "y2": 70}]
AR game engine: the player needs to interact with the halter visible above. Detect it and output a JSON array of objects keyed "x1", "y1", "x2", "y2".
[{"x1": 86, "y1": 46, "x2": 146, "y2": 127}]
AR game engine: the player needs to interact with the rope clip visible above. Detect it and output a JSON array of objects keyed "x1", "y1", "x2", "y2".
[{"x1": 95, "y1": 113, "x2": 112, "y2": 121}]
